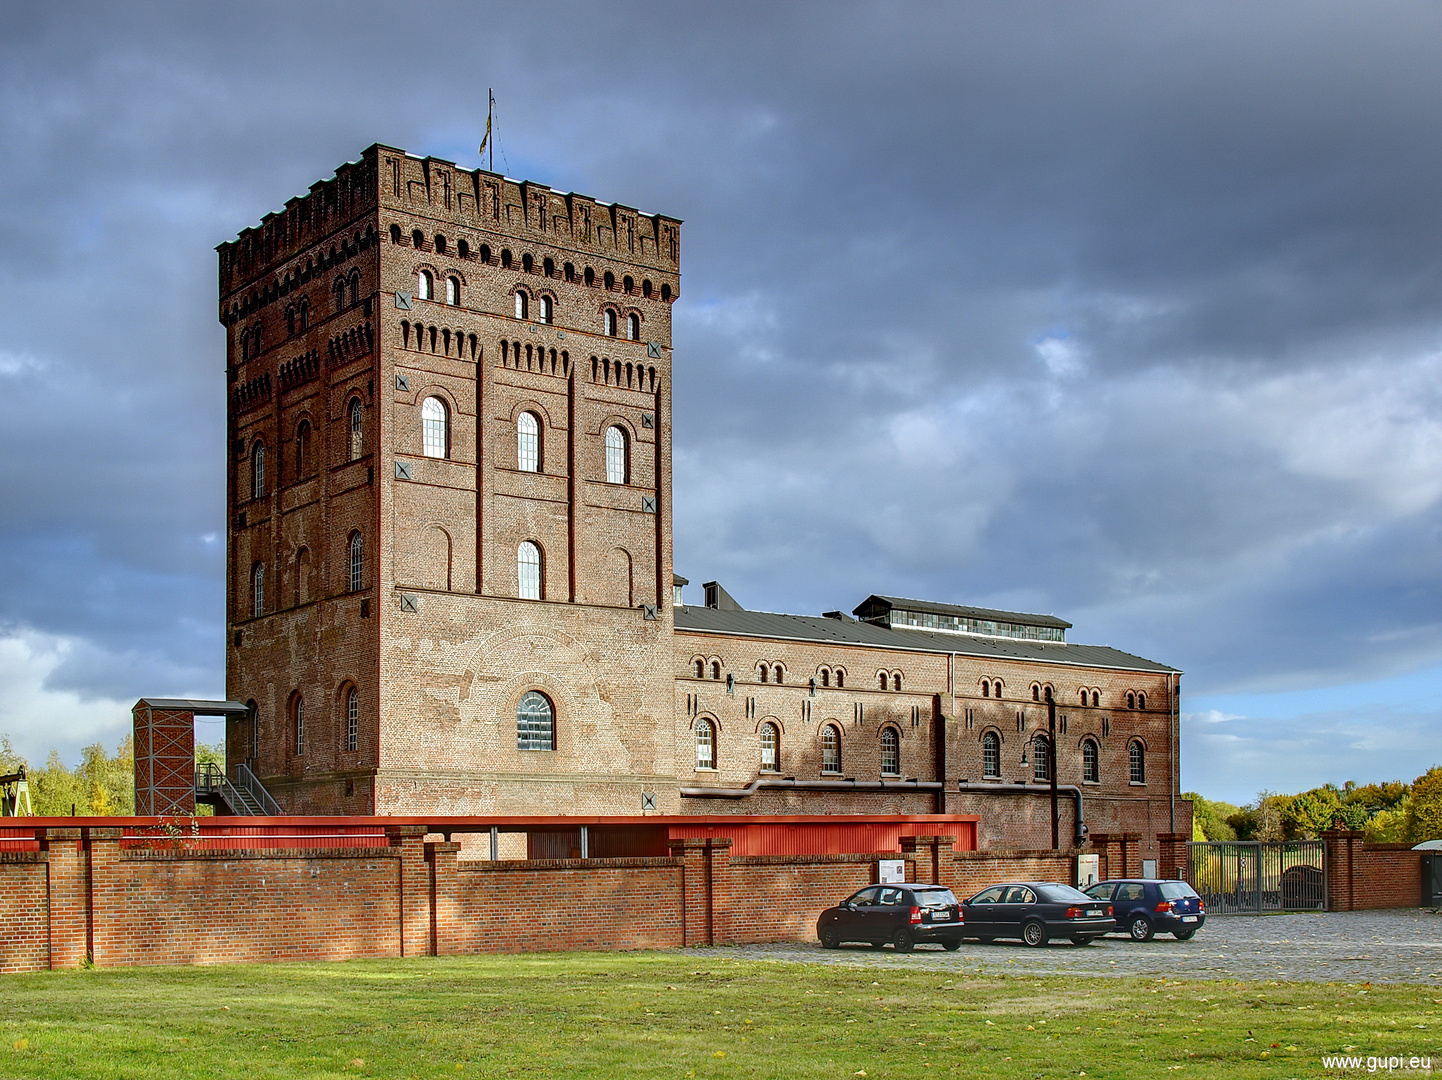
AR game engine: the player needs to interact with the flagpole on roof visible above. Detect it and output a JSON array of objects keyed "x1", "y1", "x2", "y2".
[{"x1": 478, "y1": 90, "x2": 495, "y2": 172}]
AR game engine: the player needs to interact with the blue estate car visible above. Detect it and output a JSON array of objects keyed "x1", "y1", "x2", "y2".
[{"x1": 1084, "y1": 879, "x2": 1206, "y2": 940}]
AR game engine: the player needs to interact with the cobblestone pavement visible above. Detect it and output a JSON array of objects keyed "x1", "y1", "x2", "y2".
[{"x1": 729, "y1": 909, "x2": 1442, "y2": 984}]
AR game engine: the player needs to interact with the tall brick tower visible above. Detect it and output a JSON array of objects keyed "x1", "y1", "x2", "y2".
[{"x1": 219, "y1": 145, "x2": 681, "y2": 815}]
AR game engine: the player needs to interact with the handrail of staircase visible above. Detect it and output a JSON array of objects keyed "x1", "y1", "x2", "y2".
[
  {"x1": 195, "y1": 761, "x2": 225, "y2": 793},
  {"x1": 234, "y1": 763, "x2": 283, "y2": 816}
]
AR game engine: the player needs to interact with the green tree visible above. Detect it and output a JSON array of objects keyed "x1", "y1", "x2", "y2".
[
  {"x1": 1405, "y1": 767, "x2": 1442, "y2": 843},
  {"x1": 1184, "y1": 792, "x2": 1240, "y2": 841}
]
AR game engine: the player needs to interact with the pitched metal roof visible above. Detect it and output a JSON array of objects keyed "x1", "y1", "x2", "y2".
[
  {"x1": 673, "y1": 606, "x2": 1178, "y2": 674},
  {"x1": 854, "y1": 594, "x2": 1072, "y2": 630}
]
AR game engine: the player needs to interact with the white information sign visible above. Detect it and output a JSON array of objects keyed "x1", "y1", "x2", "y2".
[
  {"x1": 1076, "y1": 853, "x2": 1100, "y2": 889},
  {"x1": 878, "y1": 859, "x2": 906, "y2": 884}
]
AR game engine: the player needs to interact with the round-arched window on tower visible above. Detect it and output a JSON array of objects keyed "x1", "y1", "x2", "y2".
[
  {"x1": 421, "y1": 397, "x2": 448, "y2": 458},
  {"x1": 417, "y1": 270, "x2": 433, "y2": 301},
  {"x1": 982, "y1": 731, "x2": 1000, "y2": 779},
  {"x1": 695, "y1": 718, "x2": 715, "y2": 770},
  {"x1": 760, "y1": 722, "x2": 779, "y2": 772},
  {"x1": 518, "y1": 541, "x2": 542, "y2": 600},
  {"x1": 517, "y1": 691, "x2": 555, "y2": 751},
  {"x1": 821, "y1": 725, "x2": 841, "y2": 773},
  {"x1": 516, "y1": 412, "x2": 540, "y2": 472},
  {"x1": 626, "y1": 313, "x2": 640, "y2": 340},
  {"x1": 1129, "y1": 740, "x2": 1146, "y2": 784},
  {"x1": 1083, "y1": 739, "x2": 1099, "y2": 784},
  {"x1": 880, "y1": 726, "x2": 900, "y2": 776},
  {"x1": 605, "y1": 426, "x2": 629, "y2": 484}
]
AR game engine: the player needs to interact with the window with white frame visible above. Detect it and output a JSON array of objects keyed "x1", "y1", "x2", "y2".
[
  {"x1": 516, "y1": 412, "x2": 540, "y2": 472},
  {"x1": 604, "y1": 309, "x2": 617, "y2": 336},
  {"x1": 251, "y1": 562, "x2": 264, "y2": 617},
  {"x1": 1032, "y1": 735, "x2": 1050, "y2": 782},
  {"x1": 695, "y1": 718, "x2": 715, "y2": 769},
  {"x1": 605, "y1": 426, "x2": 629, "y2": 484},
  {"x1": 348, "y1": 532, "x2": 363, "y2": 593},
  {"x1": 1082, "y1": 739, "x2": 1099, "y2": 783},
  {"x1": 417, "y1": 270, "x2": 432, "y2": 301},
  {"x1": 349, "y1": 399, "x2": 364, "y2": 460},
  {"x1": 821, "y1": 725, "x2": 841, "y2": 773},
  {"x1": 982, "y1": 731, "x2": 1000, "y2": 779},
  {"x1": 517, "y1": 690, "x2": 554, "y2": 750},
  {"x1": 514, "y1": 291, "x2": 528, "y2": 319},
  {"x1": 880, "y1": 726, "x2": 900, "y2": 776},
  {"x1": 760, "y1": 722, "x2": 779, "y2": 771},
  {"x1": 445, "y1": 276, "x2": 459, "y2": 305},
  {"x1": 1129, "y1": 740, "x2": 1145, "y2": 783},
  {"x1": 251, "y1": 442, "x2": 266, "y2": 500},
  {"x1": 294, "y1": 695, "x2": 305, "y2": 755},
  {"x1": 518, "y1": 541, "x2": 542, "y2": 600},
  {"x1": 345, "y1": 688, "x2": 359, "y2": 753},
  {"x1": 538, "y1": 295, "x2": 552, "y2": 324},
  {"x1": 421, "y1": 397, "x2": 448, "y2": 458},
  {"x1": 626, "y1": 313, "x2": 639, "y2": 340}
]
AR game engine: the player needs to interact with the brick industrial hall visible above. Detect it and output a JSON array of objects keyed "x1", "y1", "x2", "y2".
[{"x1": 0, "y1": 144, "x2": 1415, "y2": 973}]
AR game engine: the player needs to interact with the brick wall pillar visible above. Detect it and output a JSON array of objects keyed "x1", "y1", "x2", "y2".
[
  {"x1": 1323, "y1": 830, "x2": 1361, "y2": 912},
  {"x1": 708, "y1": 839, "x2": 732, "y2": 947},
  {"x1": 426, "y1": 841, "x2": 460, "y2": 956},
  {"x1": 1120, "y1": 833, "x2": 1142, "y2": 877},
  {"x1": 1089, "y1": 833, "x2": 1117, "y2": 880},
  {"x1": 1156, "y1": 833, "x2": 1190, "y2": 881},
  {"x1": 86, "y1": 828, "x2": 121, "y2": 966},
  {"x1": 669, "y1": 838, "x2": 733, "y2": 946},
  {"x1": 388, "y1": 825, "x2": 430, "y2": 956},
  {"x1": 40, "y1": 828, "x2": 86, "y2": 969},
  {"x1": 900, "y1": 836, "x2": 956, "y2": 888}
]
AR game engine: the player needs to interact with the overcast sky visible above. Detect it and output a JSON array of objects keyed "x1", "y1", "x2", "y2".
[{"x1": 1, "y1": 2, "x2": 1440, "y2": 804}]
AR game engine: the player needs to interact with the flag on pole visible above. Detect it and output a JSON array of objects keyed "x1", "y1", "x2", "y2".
[{"x1": 478, "y1": 114, "x2": 491, "y2": 162}]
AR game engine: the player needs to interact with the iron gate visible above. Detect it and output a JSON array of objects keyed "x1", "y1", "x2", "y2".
[{"x1": 1187, "y1": 840, "x2": 1326, "y2": 913}]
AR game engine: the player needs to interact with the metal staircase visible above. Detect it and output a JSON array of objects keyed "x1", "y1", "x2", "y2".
[{"x1": 195, "y1": 762, "x2": 282, "y2": 816}]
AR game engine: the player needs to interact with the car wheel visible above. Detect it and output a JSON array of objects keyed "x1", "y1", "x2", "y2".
[
  {"x1": 819, "y1": 927, "x2": 841, "y2": 950},
  {"x1": 1173, "y1": 929, "x2": 1196, "y2": 941},
  {"x1": 1128, "y1": 915, "x2": 1154, "y2": 942},
  {"x1": 1022, "y1": 920, "x2": 1048, "y2": 947},
  {"x1": 943, "y1": 938, "x2": 962, "y2": 952},
  {"x1": 892, "y1": 928, "x2": 915, "y2": 953}
]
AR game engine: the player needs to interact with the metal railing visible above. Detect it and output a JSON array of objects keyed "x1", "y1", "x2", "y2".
[
  {"x1": 195, "y1": 762, "x2": 282, "y2": 817},
  {"x1": 1187, "y1": 840, "x2": 1325, "y2": 913}
]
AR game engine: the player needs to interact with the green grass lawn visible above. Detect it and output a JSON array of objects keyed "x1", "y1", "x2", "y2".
[{"x1": 0, "y1": 951, "x2": 1437, "y2": 1079}]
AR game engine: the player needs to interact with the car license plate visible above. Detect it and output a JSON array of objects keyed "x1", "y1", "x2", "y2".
[
  {"x1": 1087, "y1": 909, "x2": 1103, "y2": 917},
  {"x1": 1181, "y1": 916, "x2": 1197, "y2": 923}
]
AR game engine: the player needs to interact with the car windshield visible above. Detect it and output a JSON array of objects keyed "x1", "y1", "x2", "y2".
[
  {"x1": 912, "y1": 889, "x2": 957, "y2": 907},
  {"x1": 1037, "y1": 884, "x2": 1093, "y2": 903},
  {"x1": 1159, "y1": 882, "x2": 1199, "y2": 899}
]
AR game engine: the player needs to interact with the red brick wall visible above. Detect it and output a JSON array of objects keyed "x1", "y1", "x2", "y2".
[
  {"x1": 0, "y1": 852, "x2": 48, "y2": 973},
  {"x1": 730, "y1": 854, "x2": 890, "y2": 945},
  {"x1": 1323, "y1": 832, "x2": 1422, "y2": 911},
  {"x1": 951, "y1": 850, "x2": 1078, "y2": 896}
]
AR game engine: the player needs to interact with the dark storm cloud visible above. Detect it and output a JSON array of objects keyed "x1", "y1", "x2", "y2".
[{"x1": 1, "y1": 2, "x2": 1440, "y2": 778}]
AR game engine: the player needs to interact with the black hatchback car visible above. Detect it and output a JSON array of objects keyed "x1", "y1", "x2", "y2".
[
  {"x1": 816, "y1": 884, "x2": 964, "y2": 952},
  {"x1": 1084, "y1": 879, "x2": 1206, "y2": 940},
  {"x1": 961, "y1": 881, "x2": 1115, "y2": 946}
]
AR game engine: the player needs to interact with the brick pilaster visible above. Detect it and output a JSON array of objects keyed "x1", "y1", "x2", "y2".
[
  {"x1": 426, "y1": 841, "x2": 460, "y2": 956},
  {"x1": 900, "y1": 835, "x2": 956, "y2": 888},
  {"x1": 41, "y1": 828, "x2": 86, "y2": 969},
  {"x1": 669, "y1": 838, "x2": 711, "y2": 946},
  {"x1": 388, "y1": 825, "x2": 430, "y2": 956},
  {"x1": 1156, "y1": 833, "x2": 1190, "y2": 881},
  {"x1": 708, "y1": 839, "x2": 732, "y2": 946},
  {"x1": 85, "y1": 828, "x2": 121, "y2": 966},
  {"x1": 1323, "y1": 830, "x2": 1362, "y2": 912}
]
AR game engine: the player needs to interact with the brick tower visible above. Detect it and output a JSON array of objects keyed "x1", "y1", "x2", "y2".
[{"x1": 220, "y1": 145, "x2": 681, "y2": 815}]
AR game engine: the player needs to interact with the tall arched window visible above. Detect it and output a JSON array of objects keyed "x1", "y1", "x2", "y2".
[
  {"x1": 421, "y1": 397, "x2": 448, "y2": 458},
  {"x1": 518, "y1": 541, "x2": 542, "y2": 599},
  {"x1": 982, "y1": 681, "x2": 991, "y2": 698},
  {"x1": 760, "y1": 722, "x2": 779, "y2": 771},
  {"x1": 1032, "y1": 735, "x2": 1050, "y2": 782},
  {"x1": 819, "y1": 669, "x2": 830, "y2": 688},
  {"x1": 1091, "y1": 690, "x2": 1099, "y2": 707},
  {"x1": 348, "y1": 532, "x2": 364, "y2": 593},
  {"x1": 694, "y1": 659, "x2": 704, "y2": 678},
  {"x1": 892, "y1": 673, "x2": 902, "y2": 691},
  {"x1": 295, "y1": 420, "x2": 310, "y2": 478},
  {"x1": 445, "y1": 276, "x2": 459, "y2": 305},
  {"x1": 349, "y1": 399, "x2": 364, "y2": 460},
  {"x1": 982, "y1": 731, "x2": 1000, "y2": 779},
  {"x1": 251, "y1": 562, "x2": 265, "y2": 617},
  {"x1": 773, "y1": 665, "x2": 783, "y2": 684},
  {"x1": 835, "y1": 669, "x2": 845, "y2": 689},
  {"x1": 517, "y1": 690, "x2": 554, "y2": 750},
  {"x1": 695, "y1": 718, "x2": 715, "y2": 769},
  {"x1": 626, "y1": 313, "x2": 640, "y2": 340},
  {"x1": 880, "y1": 727, "x2": 900, "y2": 776},
  {"x1": 417, "y1": 270, "x2": 432, "y2": 301},
  {"x1": 1137, "y1": 692, "x2": 1146, "y2": 710},
  {"x1": 604, "y1": 309, "x2": 617, "y2": 336},
  {"x1": 333, "y1": 276, "x2": 346, "y2": 311},
  {"x1": 878, "y1": 672, "x2": 887, "y2": 690},
  {"x1": 1126, "y1": 691, "x2": 1136, "y2": 709},
  {"x1": 758, "y1": 664, "x2": 768, "y2": 683},
  {"x1": 710, "y1": 661, "x2": 721, "y2": 680},
  {"x1": 345, "y1": 687, "x2": 359, "y2": 753},
  {"x1": 514, "y1": 291, "x2": 528, "y2": 319},
  {"x1": 538, "y1": 295, "x2": 552, "y2": 324},
  {"x1": 251, "y1": 442, "x2": 266, "y2": 500},
  {"x1": 1083, "y1": 739, "x2": 1099, "y2": 784},
  {"x1": 1129, "y1": 740, "x2": 1146, "y2": 784},
  {"x1": 293, "y1": 695, "x2": 305, "y2": 755},
  {"x1": 821, "y1": 725, "x2": 841, "y2": 773},
  {"x1": 516, "y1": 412, "x2": 540, "y2": 472},
  {"x1": 605, "y1": 426, "x2": 629, "y2": 484}
]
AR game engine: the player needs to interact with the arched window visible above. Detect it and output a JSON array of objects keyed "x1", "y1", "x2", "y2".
[
  {"x1": 518, "y1": 541, "x2": 542, "y2": 599},
  {"x1": 500, "y1": 248, "x2": 512, "y2": 268},
  {"x1": 819, "y1": 669, "x2": 829, "y2": 688},
  {"x1": 710, "y1": 661, "x2": 721, "y2": 680},
  {"x1": 349, "y1": 399, "x2": 364, "y2": 460},
  {"x1": 543, "y1": 257, "x2": 555, "y2": 278},
  {"x1": 760, "y1": 722, "x2": 779, "y2": 771},
  {"x1": 446, "y1": 276, "x2": 459, "y2": 305},
  {"x1": 516, "y1": 411, "x2": 540, "y2": 472},
  {"x1": 333, "y1": 276, "x2": 346, "y2": 311},
  {"x1": 773, "y1": 665, "x2": 784, "y2": 684},
  {"x1": 1083, "y1": 739, "x2": 1099, "y2": 784},
  {"x1": 1032, "y1": 735, "x2": 1050, "y2": 782},
  {"x1": 994, "y1": 681, "x2": 1003, "y2": 699},
  {"x1": 521, "y1": 253, "x2": 533, "y2": 273},
  {"x1": 1032, "y1": 684, "x2": 1041, "y2": 702},
  {"x1": 605, "y1": 426, "x2": 629, "y2": 484},
  {"x1": 694, "y1": 659, "x2": 704, "y2": 678},
  {"x1": 623, "y1": 275, "x2": 635, "y2": 294},
  {"x1": 1126, "y1": 691, "x2": 1136, "y2": 709},
  {"x1": 604, "y1": 271, "x2": 615, "y2": 291},
  {"x1": 604, "y1": 309, "x2": 617, "y2": 336},
  {"x1": 892, "y1": 673, "x2": 902, "y2": 691},
  {"x1": 251, "y1": 562, "x2": 265, "y2": 617},
  {"x1": 348, "y1": 532, "x2": 364, "y2": 593},
  {"x1": 880, "y1": 727, "x2": 900, "y2": 776},
  {"x1": 434, "y1": 234, "x2": 447, "y2": 254},
  {"x1": 517, "y1": 691, "x2": 554, "y2": 751},
  {"x1": 421, "y1": 397, "x2": 448, "y2": 458},
  {"x1": 293, "y1": 695, "x2": 304, "y2": 755},
  {"x1": 348, "y1": 271, "x2": 359, "y2": 307},
  {"x1": 1137, "y1": 692, "x2": 1146, "y2": 710},
  {"x1": 982, "y1": 731, "x2": 1000, "y2": 779},
  {"x1": 1129, "y1": 740, "x2": 1145, "y2": 784},
  {"x1": 982, "y1": 681, "x2": 991, "y2": 698},
  {"x1": 295, "y1": 420, "x2": 310, "y2": 478},
  {"x1": 878, "y1": 672, "x2": 888, "y2": 691},
  {"x1": 480, "y1": 244, "x2": 491, "y2": 263},
  {"x1": 821, "y1": 725, "x2": 841, "y2": 773},
  {"x1": 390, "y1": 224, "x2": 402, "y2": 244},
  {"x1": 417, "y1": 270, "x2": 433, "y2": 301},
  {"x1": 835, "y1": 669, "x2": 845, "y2": 689},
  {"x1": 758, "y1": 664, "x2": 768, "y2": 683},
  {"x1": 538, "y1": 295, "x2": 552, "y2": 324},
  {"x1": 412, "y1": 229, "x2": 424, "y2": 248},
  {"x1": 515, "y1": 291, "x2": 528, "y2": 319},
  {"x1": 457, "y1": 239, "x2": 469, "y2": 259},
  {"x1": 661, "y1": 283, "x2": 672, "y2": 302},
  {"x1": 642, "y1": 279, "x2": 652, "y2": 298},
  {"x1": 1091, "y1": 690, "x2": 1100, "y2": 707},
  {"x1": 626, "y1": 313, "x2": 640, "y2": 340},
  {"x1": 695, "y1": 718, "x2": 715, "y2": 769},
  {"x1": 251, "y1": 442, "x2": 266, "y2": 500},
  {"x1": 345, "y1": 687, "x2": 359, "y2": 753}
]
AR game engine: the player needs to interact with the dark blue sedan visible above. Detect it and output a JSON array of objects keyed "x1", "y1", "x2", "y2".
[{"x1": 1084, "y1": 879, "x2": 1206, "y2": 940}]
